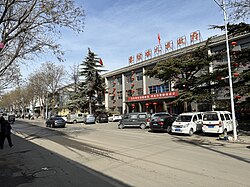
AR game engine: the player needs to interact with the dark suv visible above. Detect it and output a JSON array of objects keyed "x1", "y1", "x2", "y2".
[
  {"x1": 96, "y1": 113, "x2": 108, "y2": 123},
  {"x1": 149, "y1": 112, "x2": 175, "y2": 132},
  {"x1": 118, "y1": 112, "x2": 151, "y2": 129}
]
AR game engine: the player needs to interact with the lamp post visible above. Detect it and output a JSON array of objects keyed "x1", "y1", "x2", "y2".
[{"x1": 214, "y1": 0, "x2": 237, "y2": 141}]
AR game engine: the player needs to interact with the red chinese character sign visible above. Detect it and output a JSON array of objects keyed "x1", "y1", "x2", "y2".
[
  {"x1": 129, "y1": 56, "x2": 134, "y2": 65},
  {"x1": 190, "y1": 31, "x2": 201, "y2": 44},
  {"x1": 177, "y1": 36, "x2": 186, "y2": 49},
  {"x1": 154, "y1": 45, "x2": 162, "y2": 56},
  {"x1": 145, "y1": 49, "x2": 152, "y2": 60},
  {"x1": 165, "y1": 41, "x2": 173, "y2": 52},
  {"x1": 136, "y1": 53, "x2": 143, "y2": 62},
  {"x1": 128, "y1": 91, "x2": 179, "y2": 101}
]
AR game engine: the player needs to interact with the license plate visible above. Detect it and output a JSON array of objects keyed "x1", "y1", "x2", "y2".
[
  {"x1": 175, "y1": 128, "x2": 181, "y2": 131},
  {"x1": 208, "y1": 126, "x2": 214, "y2": 128},
  {"x1": 153, "y1": 123, "x2": 158, "y2": 125}
]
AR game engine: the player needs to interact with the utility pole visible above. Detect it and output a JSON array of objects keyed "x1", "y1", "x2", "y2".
[{"x1": 213, "y1": 0, "x2": 238, "y2": 140}]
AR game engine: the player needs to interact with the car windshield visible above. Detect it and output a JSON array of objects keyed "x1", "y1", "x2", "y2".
[
  {"x1": 176, "y1": 115, "x2": 192, "y2": 122},
  {"x1": 152, "y1": 114, "x2": 170, "y2": 118},
  {"x1": 203, "y1": 113, "x2": 219, "y2": 121},
  {"x1": 54, "y1": 117, "x2": 64, "y2": 120},
  {"x1": 99, "y1": 114, "x2": 107, "y2": 117}
]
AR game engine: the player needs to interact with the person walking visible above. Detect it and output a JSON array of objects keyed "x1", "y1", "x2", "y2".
[{"x1": 0, "y1": 116, "x2": 13, "y2": 149}]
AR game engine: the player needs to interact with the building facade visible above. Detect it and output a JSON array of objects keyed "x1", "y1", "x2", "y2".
[{"x1": 102, "y1": 33, "x2": 250, "y2": 115}]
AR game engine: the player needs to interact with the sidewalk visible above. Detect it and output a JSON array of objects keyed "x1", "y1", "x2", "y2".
[{"x1": 0, "y1": 134, "x2": 128, "y2": 187}]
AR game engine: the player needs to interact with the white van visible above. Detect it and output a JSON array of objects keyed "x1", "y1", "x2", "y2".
[
  {"x1": 66, "y1": 113, "x2": 85, "y2": 123},
  {"x1": 172, "y1": 112, "x2": 203, "y2": 136},
  {"x1": 202, "y1": 111, "x2": 236, "y2": 134}
]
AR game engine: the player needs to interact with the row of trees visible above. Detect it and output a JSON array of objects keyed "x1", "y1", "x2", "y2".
[
  {"x1": 0, "y1": 48, "x2": 106, "y2": 117},
  {"x1": 0, "y1": 62, "x2": 66, "y2": 117}
]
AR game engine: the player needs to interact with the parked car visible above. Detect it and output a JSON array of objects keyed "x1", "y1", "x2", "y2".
[
  {"x1": 118, "y1": 112, "x2": 151, "y2": 129},
  {"x1": 83, "y1": 114, "x2": 96, "y2": 124},
  {"x1": 66, "y1": 113, "x2": 85, "y2": 123},
  {"x1": 149, "y1": 112, "x2": 175, "y2": 132},
  {"x1": 202, "y1": 111, "x2": 237, "y2": 134},
  {"x1": 46, "y1": 116, "x2": 66, "y2": 128},
  {"x1": 108, "y1": 114, "x2": 122, "y2": 122},
  {"x1": 96, "y1": 113, "x2": 108, "y2": 123},
  {"x1": 172, "y1": 112, "x2": 203, "y2": 136},
  {"x1": 151, "y1": 112, "x2": 173, "y2": 120}
]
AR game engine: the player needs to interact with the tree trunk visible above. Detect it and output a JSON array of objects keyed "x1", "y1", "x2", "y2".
[
  {"x1": 184, "y1": 101, "x2": 188, "y2": 112},
  {"x1": 89, "y1": 99, "x2": 92, "y2": 114}
]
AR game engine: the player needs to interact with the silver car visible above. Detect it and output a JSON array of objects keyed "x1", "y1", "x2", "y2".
[{"x1": 84, "y1": 114, "x2": 96, "y2": 124}]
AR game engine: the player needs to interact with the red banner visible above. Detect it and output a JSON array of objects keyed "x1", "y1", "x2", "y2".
[{"x1": 128, "y1": 91, "x2": 178, "y2": 101}]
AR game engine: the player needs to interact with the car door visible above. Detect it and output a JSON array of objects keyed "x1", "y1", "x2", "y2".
[
  {"x1": 196, "y1": 113, "x2": 203, "y2": 131},
  {"x1": 192, "y1": 115, "x2": 198, "y2": 132},
  {"x1": 224, "y1": 113, "x2": 232, "y2": 131},
  {"x1": 128, "y1": 114, "x2": 138, "y2": 126}
]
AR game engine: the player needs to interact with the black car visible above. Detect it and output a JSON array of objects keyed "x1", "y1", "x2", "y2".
[
  {"x1": 96, "y1": 114, "x2": 108, "y2": 123},
  {"x1": 46, "y1": 116, "x2": 66, "y2": 128},
  {"x1": 149, "y1": 113, "x2": 175, "y2": 132}
]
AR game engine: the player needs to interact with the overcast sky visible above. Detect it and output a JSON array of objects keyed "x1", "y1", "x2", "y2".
[{"x1": 21, "y1": 0, "x2": 235, "y2": 80}]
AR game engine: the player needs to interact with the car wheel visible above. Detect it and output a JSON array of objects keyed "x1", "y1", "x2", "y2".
[
  {"x1": 96, "y1": 120, "x2": 99, "y2": 123},
  {"x1": 73, "y1": 120, "x2": 77, "y2": 124},
  {"x1": 189, "y1": 128, "x2": 194, "y2": 136},
  {"x1": 140, "y1": 123, "x2": 146, "y2": 129},
  {"x1": 166, "y1": 126, "x2": 171, "y2": 133},
  {"x1": 118, "y1": 124, "x2": 124, "y2": 129}
]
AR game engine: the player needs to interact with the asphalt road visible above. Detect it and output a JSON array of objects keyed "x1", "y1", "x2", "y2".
[{"x1": 2, "y1": 118, "x2": 250, "y2": 187}]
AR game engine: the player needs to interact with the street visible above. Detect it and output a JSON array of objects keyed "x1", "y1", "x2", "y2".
[{"x1": 2, "y1": 118, "x2": 250, "y2": 187}]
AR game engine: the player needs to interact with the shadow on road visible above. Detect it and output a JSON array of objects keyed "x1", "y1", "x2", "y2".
[
  {"x1": 0, "y1": 121, "x2": 131, "y2": 187},
  {"x1": 172, "y1": 136, "x2": 250, "y2": 165}
]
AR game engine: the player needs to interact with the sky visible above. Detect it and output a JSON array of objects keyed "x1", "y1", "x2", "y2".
[{"x1": 21, "y1": 0, "x2": 234, "y2": 81}]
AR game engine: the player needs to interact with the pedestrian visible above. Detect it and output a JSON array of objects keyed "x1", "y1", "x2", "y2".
[{"x1": 0, "y1": 116, "x2": 13, "y2": 149}]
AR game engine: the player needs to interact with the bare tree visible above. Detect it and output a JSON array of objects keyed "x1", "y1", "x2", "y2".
[
  {"x1": 39, "y1": 62, "x2": 66, "y2": 115},
  {"x1": 228, "y1": 0, "x2": 250, "y2": 20},
  {"x1": 0, "y1": 0, "x2": 85, "y2": 79}
]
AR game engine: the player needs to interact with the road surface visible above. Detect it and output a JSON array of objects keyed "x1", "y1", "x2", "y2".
[{"x1": 5, "y1": 119, "x2": 250, "y2": 187}]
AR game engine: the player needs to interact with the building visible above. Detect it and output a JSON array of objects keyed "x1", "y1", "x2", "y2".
[{"x1": 102, "y1": 32, "x2": 250, "y2": 115}]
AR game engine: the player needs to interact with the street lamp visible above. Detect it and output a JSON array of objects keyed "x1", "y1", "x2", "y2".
[{"x1": 213, "y1": 0, "x2": 237, "y2": 141}]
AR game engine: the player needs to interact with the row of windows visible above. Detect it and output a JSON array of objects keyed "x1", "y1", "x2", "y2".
[
  {"x1": 109, "y1": 72, "x2": 143, "y2": 85},
  {"x1": 148, "y1": 84, "x2": 169, "y2": 94},
  {"x1": 109, "y1": 85, "x2": 170, "y2": 100}
]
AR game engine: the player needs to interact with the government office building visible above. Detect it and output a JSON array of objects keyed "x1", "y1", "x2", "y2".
[{"x1": 102, "y1": 32, "x2": 250, "y2": 115}]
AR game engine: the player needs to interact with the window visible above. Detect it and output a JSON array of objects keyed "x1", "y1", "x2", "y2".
[
  {"x1": 117, "y1": 77, "x2": 122, "y2": 85},
  {"x1": 203, "y1": 113, "x2": 219, "y2": 121},
  {"x1": 225, "y1": 114, "x2": 231, "y2": 120},
  {"x1": 136, "y1": 72, "x2": 143, "y2": 81},
  {"x1": 197, "y1": 114, "x2": 202, "y2": 120},
  {"x1": 220, "y1": 114, "x2": 225, "y2": 121},
  {"x1": 240, "y1": 42, "x2": 250, "y2": 49},
  {"x1": 117, "y1": 91, "x2": 122, "y2": 100},
  {"x1": 193, "y1": 115, "x2": 197, "y2": 122},
  {"x1": 137, "y1": 88, "x2": 143, "y2": 96},
  {"x1": 127, "y1": 75, "x2": 133, "y2": 83},
  {"x1": 130, "y1": 114, "x2": 138, "y2": 119},
  {"x1": 148, "y1": 84, "x2": 169, "y2": 94},
  {"x1": 127, "y1": 90, "x2": 132, "y2": 97},
  {"x1": 138, "y1": 114, "x2": 147, "y2": 119}
]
